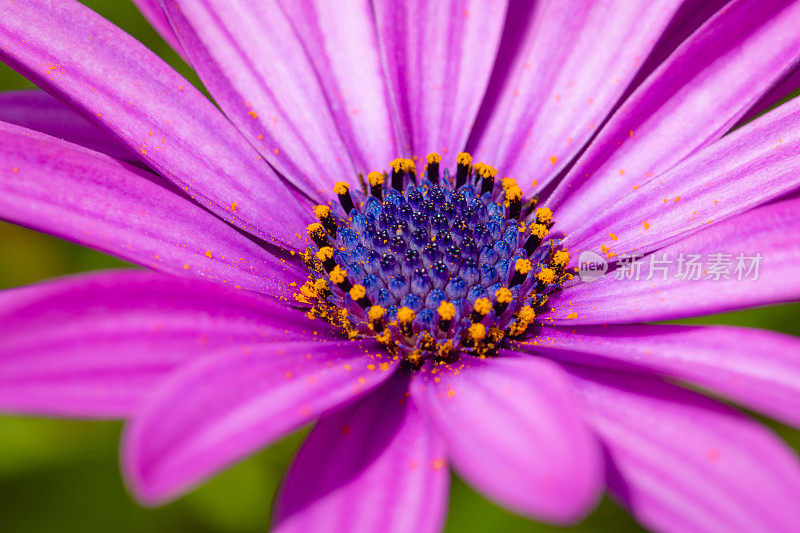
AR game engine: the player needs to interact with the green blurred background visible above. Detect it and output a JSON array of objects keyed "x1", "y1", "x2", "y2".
[{"x1": 0, "y1": 2, "x2": 798, "y2": 531}]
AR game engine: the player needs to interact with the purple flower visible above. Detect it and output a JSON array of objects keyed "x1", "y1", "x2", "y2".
[{"x1": 2, "y1": 0, "x2": 800, "y2": 531}]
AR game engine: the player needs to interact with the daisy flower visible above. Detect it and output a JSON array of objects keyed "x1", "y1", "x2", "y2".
[{"x1": 2, "y1": 1, "x2": 800, "y2": 531}]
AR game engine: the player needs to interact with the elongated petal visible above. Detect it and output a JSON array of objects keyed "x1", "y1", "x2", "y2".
[
  {"x1": 0, "y1": 123, "x2": 304, "y2": 297},
  {"x1": 564, "y1": 95, "x2": 800, "y2": 258},
  {"x1": 274, "y1": 375, "x2": 448, "y2": 533},
  {"x1": 131, "y1": 0, "x2": 184, "y2": 54},
  {"x1": 566, "y1": 365, "x2": 800, "y2": 533},
  {"x1": 518, "y1": 325, "x2": 800, "y2": 428},
  {"x1": 740, "y1": 63, "x2": 800, "y2": 125},
  {"x1": 123, "y1": 340, "x2": 396, "y2": 504},
  {"x1": 162, "y1": 0, "x2": 396, "y2": 190},
  {"x1": 551, "y1": 0, "x2": 800, "y2": 232},
  {"x1": 373, "y1": 0, "x2": 507, "y2": 157},
  {"x1": 550, "y1": 196, "x2": 800, "y2": 323},
  {"x1": 0, "y1": 271, "x2": 334, "y2": 417},
  {"x1": 0, "y1": 0, "x2": 311, "y2": 249},
  {"x1": 0, "y1": 90, "x2": 134, "y2": 161},
  {"x1": 469, "y1": 0, "x2": 680, "y2": 193},
  {"x1": 411, "y1": 355, "x2": 602, "y2": 524}
]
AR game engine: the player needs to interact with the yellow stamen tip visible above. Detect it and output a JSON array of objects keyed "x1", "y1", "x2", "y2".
[
  {"x1": 390, "y1": 158, "x2": 407, "y2": 172},
  {"x1": 330, "y1": 266, "x2": 347, "y2": 284},
  {"x1": 538, "y1": 268, "x2": 556, "y2": 284},
  {"x1": 501, "y1": 177, "x2": 518, "y2": 190},
  {"x1": 529, "y1": 223, "x2": 550, "y2": 238},
  {"x1": 552, "y1": 250, "x2": 570, "y2": 267},
  {"x1": 367, "y1": 171, "x2": 384, "y2": 186},
  {"x1": 514, "y1": 258, "x2": 533, "y2": 274},
  {"x1": 426, "y1": 152, "x2": 441, "y2": 164},
  {"x1": 307, "y1": 222, "x2": 324, "y2": 234},
  {"x1": 313, "y1": 204, "x2": 331, "y2": 219},
  {"x1": 314, "y1": 278, "x2": 328, "y2": 292},
  {"x1": 315, "y1": 246, "x2": 333, "y2": 261},
  {"x1": 349, "y1": 284, "x2": 366, "y2": 300},
  {"x1": 517, "y1": 306, "x2": 535, "y2": 322},
  {"x1": 456, "y1": 152, "x2": 472, "y2": 165},
  {"x1": 536, "y1": 207, "x2": 553, "y2": 224},
  {"x1": 437, "y1": 301, "x2": 456, "y2": 320},
  {"x1": 404, "y1": 158, "x2": 416, "y2": 172},
  {"x1": 473, "y1": 297, "x2": 492, "y2": 315},
  {"x1": 495, "y1": 287, "x2": 513, "y2": 304},
  {"x1": 368, "y1": 305, "x2": 385, "y2": 322},
  {"x1": 334, "y1": 181, "x2": 350, "y2": 195},
  {"x1": 468, "y1": 323, "x2": 486, "y2": 341},
  {"x1": 397, "y1": 306, "x2": 415, "y2": 324}
]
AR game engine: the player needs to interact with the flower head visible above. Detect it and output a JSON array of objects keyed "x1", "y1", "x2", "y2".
[{"x1": 1, "y1": 1, "x2": 800, "y2": 532}]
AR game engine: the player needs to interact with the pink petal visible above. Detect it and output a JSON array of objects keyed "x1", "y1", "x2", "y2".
[
  {"x1": 123, "y1": 339, "x2": 396, "y2": 504},
  {"x1": 519, "y1": 324, "x2": 800, "y2": 428},
  {"x1": 162, "y1": 0, "x2": 396, "y2": 191},
  {"x1": 131, "y1": 0, "x2": 184, "y2": 55},
  {"x1": 411, "y1": 355, "x2": 602, "y2": 525},
  {"x1": 373, "y1": 0, "x2": 507, "y2": 157},
  {"x1": 566, "y1": 364, "x2": 800, "y2": 533},
  {"x1": 274, "y1": 374, "x2": 448, "y2": 533},
  {"x1": 549, "y1": 196, "x2": 800, "y2": 323},
  {"x1": 0, "y1": 0, "x2": 311, "y2": 249},
  {"x1": 551, "y1": 0, "x2": 800, "y2": 232},
  {"x1": 0, "y1": 90, "x2": 134, "y2": 161},
  {"x1": 469, "y1": 0, "x2": 681, "y2": 193},
  {"x1": 0, "y1": 270, "x2": 336, "y2": 417},
  {"x1": 0, "y1": 122, "x2": 304, "y2": 297},
  {"x1": 564, "y1": 95, "x2": 800, "y2": 259}
]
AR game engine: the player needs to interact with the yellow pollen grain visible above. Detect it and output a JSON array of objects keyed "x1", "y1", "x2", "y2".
[
  {"x1": 566, "y1": 312, "x2": 579, "y2": 319},
  {"x1": 552, "y1": 250, "x2": 570, "y2": 267},
  {"x1": 349, "y1": 284, "x2": 366, "y2": 300},
  {"x1": 536, "y1": 207, "x2": 553, "y2": 224},
  {"x1": 426, "y1": 152, "x2": 441, "y2": 164},
  {"x1": 456, "y1": 151, "x2": 472, "y2": 165},
  {"x1": 367, "y1": 171, "x2": 384, "y2": 186},
  {"x1": 397, "y1": 306, "x2": 415, "y2": 324},
  {"x1": 329, "y1": 266, "x2": 347, "y2": 284},
  {"x1": 316, "y1": 246, "x2": 333, "y2": 261},
  {"x1": 468, "y1": 323, "x2": 486, "y2": 341},
  {"x1": 529, "y1": 223, "x2": 550, "y2": 238},
  {"x1": 334, "y1": 181, "x2": 350, "y2": 195},
  {"x1": 609, "y1": 233, "x2": 618, "y2": 240},
  {"x1": 473, "y1": 297, "x2": 491, "y2": 315},
  {"x1": 313, "y1": 204, "x2": 331, "y2": 219},
  {"x1": 390, "y1": 158, "x2": 407, "y2": 172},
  {"x1": 368, "y1": 305, "x2": 385, "y2": 321},
  {"x1": 514, "y1": 258, "x2": 533, "y2": 274},
  {"x1": 404, "y1": 158, "x2": 416, "y2": 173},
  {"x1": 642, "y1": 220, "x2": 650, "y2": 229},
  {"x1": 538, "y1": 268, "x2": 556, "y2": 284},
  {"x1": 205, "y1": 250, "x2": 213, "y2": 258},
  {"x1": 437, "y1": 301, "x2": 456, "y2": 320},
  {"x1": 495, "y1": 287, "x2": 513, "y2": 304},
  {"x1": 550, "y1": 155, "x2": 557, "y2": 164}
]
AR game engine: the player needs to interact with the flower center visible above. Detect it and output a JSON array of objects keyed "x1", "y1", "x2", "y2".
[{"x1": 295, "y1": 152, "x2": 570, "y2": 368}]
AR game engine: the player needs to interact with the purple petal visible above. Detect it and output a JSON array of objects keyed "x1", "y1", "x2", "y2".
[
  {"x1": 0, "y1": 90, "x2": 134, "y2": 161},
  {"x1": 373, "y1": 0, "x2": 507, "y2": 157},
  {"x1": 549, "y1": 196, "x2": 800, "y2": 323},
  {"x1": 0, "y1": 270, "x2": 337, "y2": 417},
  {"x1": 551, "y1": 0, "x2": 800, "y2": 232},
  {"x1": 274, "y1": 374, "x2": 448, "y2": 533},
  {"x1": 469, "y1": 0, "x2": 681, "y2": 194},
  {"x1": 131, "y1": 0, "x2": 184, "y2": 55},
  {"x1": 411, "y1": 355, "x2": 602, "y2": 524},
  {"x1": 739, "y1": 63, "x2": 800, "y2": 125},
  {"x1": 0, "y1": 122, "x2": 304, "y2": 297},
  {"x1": 565, "y1": 364, "x2": 800, "y2": 533},
  {"x1": 564, "y1": 95, "x2": 800, "y2": 258},
  {"x1": 518, "y1": 324, "x2": 800, "y2": 428},
  {"x1": 123, "y1": 339, "x2": 396, "y2": 504},
  {"x1": 0, "y1": 0, "x2": 311, "y2": 249},
  {"x1": 162, "y1": 0, "x2": 396, "y2": 189}
]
